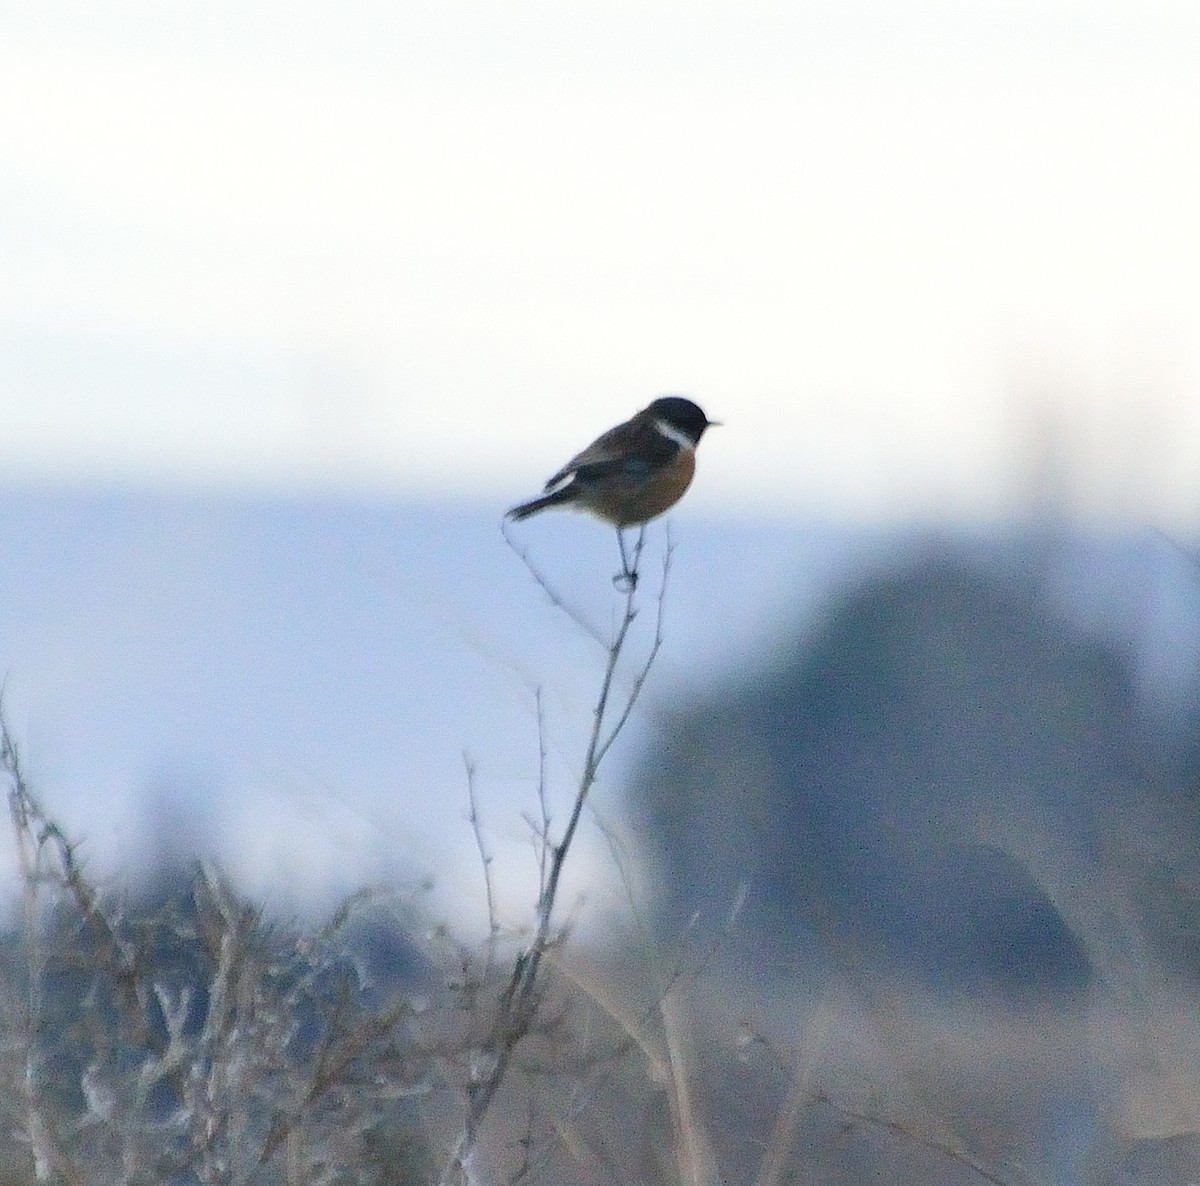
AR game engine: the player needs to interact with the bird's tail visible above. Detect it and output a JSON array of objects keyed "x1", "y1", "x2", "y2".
[{"x1": 506, "y1": 486, "x2": 574, "y2": 521}]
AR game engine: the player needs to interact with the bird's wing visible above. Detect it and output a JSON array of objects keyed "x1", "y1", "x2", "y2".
[
  {"x1": 543, "y1": 418, "x2": 678, "y2": 491},
  {"x1": 542, "y1": 421, "x2": 633, "y2": 490}
]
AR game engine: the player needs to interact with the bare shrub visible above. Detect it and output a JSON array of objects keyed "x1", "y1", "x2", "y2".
[{"x1": 2, "y1": 717, "x2": 434, "y2": 1186}]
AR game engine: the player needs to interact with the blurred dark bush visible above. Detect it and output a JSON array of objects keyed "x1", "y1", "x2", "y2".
[{"x1": 631, "y1": 535, "x2": 1200, "y2": 1183}]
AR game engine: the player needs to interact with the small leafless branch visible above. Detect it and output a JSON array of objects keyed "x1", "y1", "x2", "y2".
[
  {"x1": 746, "y1": 1023, "x2": 1022, "y2": 1186},
  {"x1": 466, "y1": 753, "x2": 500, "y2": 980},
  {"x1": 444, "y1": 524, "x2": 672, "y2": 1181},
  {"x1": 500, "y1": 519, "x2": 607, "y2": 648},
  {"x1": 534, "y1": 688, "x2": 551, "y2": 903},
  {"x1": 3, "y1": 713, "x2": 87, "y2": 1185}
]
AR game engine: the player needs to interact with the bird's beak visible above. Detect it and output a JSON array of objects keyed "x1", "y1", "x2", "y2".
[{"x1": 707, "y1": 419, "x2": 723, "y2": 428}]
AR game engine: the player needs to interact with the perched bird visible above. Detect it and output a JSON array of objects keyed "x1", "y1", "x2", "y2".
[
  {"x1": 507, "y1": 396, "x2": 718, "y2": 526},
  {"x1": 506, "y1": 395, "x2": 718, "y2": 584}
]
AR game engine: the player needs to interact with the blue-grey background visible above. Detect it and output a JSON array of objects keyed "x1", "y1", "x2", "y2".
[
  {"x1": 2, "y1": 487, "x2": 1198, "y2": 937},
  {"x1": 0, "y1": 487, "x2": 887, "y2": 928}
]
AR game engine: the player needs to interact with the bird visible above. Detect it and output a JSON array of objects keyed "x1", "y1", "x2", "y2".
[{"x1": 506, "y1": 395, "x2": 718, "y2": 585}]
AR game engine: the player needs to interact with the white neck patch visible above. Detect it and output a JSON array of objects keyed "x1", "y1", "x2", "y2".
[{"x1": 654, "y1": 417, "x2": 694, "y2": 448}]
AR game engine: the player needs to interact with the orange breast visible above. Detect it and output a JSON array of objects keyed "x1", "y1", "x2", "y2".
[{"x1": 579, "y1": 448, "x2": 697, "y2": 527}]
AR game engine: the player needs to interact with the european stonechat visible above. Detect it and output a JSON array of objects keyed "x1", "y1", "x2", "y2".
[{"x1": 506, "y1": 396, "x2": 718, "y2": 583}]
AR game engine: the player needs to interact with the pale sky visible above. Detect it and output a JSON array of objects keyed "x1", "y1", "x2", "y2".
[{"x1": 3, "y1": 1, "x2": 1200, "y2": 522}]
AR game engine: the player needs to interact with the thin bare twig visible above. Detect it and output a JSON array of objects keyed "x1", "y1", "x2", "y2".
[
  {"x1": 746, "y1": 1023, "x2": 1022, "y2": 1186},
  {"x1": 537, "y1": 530, "x2": 646, "y2": 932},
  {"x1": 501, "y1": 518, "x2": 607, "y2": 648},
  {"x1": 2, "y1": 713, "x2": 88, "y2": 1186},
  {"x1": 590, "y1": 534, "x2": 673, "y2": 773},
  {"x1": 443, "y1": 524, "x2": 671, "y2": 1182},
  {"x1": 534, "y1": 689, "x2": 551, "y2": 903},
  {"x1": 465, "y1": 753, "x2": 500, "y2": 981}
]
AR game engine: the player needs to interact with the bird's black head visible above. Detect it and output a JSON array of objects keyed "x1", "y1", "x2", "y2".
[{"x1": 647, "y1": 396, "x2": 719, "y2": 445}]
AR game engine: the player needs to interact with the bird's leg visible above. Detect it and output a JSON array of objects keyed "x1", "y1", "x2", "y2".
[{"x1": 613, "y1": 528, "x2": 638, "y2": 592}]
